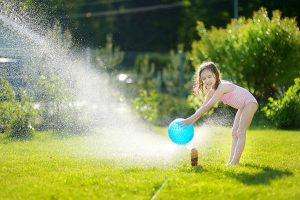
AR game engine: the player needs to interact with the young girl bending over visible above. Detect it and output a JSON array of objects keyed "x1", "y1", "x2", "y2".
[{"x1": 181, "y1": 61, "x2": 258, "y2": 166}]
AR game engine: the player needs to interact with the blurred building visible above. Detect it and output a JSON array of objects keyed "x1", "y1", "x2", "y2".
[{"x1": 0, "y1": 31, "x2": 25, "y2": 98}]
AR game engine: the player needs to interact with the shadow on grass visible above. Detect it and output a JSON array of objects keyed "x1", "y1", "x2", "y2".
[{"x1": 226, "y1": 163, "x2": 293, "y2": 185}]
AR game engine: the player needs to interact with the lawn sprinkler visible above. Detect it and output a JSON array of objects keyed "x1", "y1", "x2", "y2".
[
  {"x1": 191, "y1": 148, "x2": 198, "y2": 167},
  {"x1": 168, "y1": 118, "x2": 194, "y2": 145}
]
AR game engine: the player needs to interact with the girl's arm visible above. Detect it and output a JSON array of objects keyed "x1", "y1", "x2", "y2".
[
  {"x1": 182, "y1": 86, "x2": 225, "y2": 125},
  {"x1": 202, "y1": 89, "x2": 214, "y2": 105}
]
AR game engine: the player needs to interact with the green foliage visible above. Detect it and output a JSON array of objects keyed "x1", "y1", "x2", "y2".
[
  {"x1": 133, "y1": 54, "x2": 156, "y2": 91},
  {"x1": 0, "y1": 78, "x2": 15, "y2": 101},
  {"x1": 192, "y1": 8, "x2": 300, "y2": 99},
  {"x1": 131, "y1": 50, "x2": 195, "y2": 125},
  {"x1": 3, "y1": 0, "x2": 300, "y2": 52},
  {"x1": 34, "y1": 75, "x2": 71, "y2": 103},
  {"x1": 47, "y1": 21, "x2": 73, "y2": 49},
  {"x1": 132, "y1": 89, "x2": 194, "y2": 125},
  {"x1": 187, "y1": 94, "x2": 215, "y2": 118},
  {"x1": 132, "y1": 89, "x2": 158, "y2": 123},
  {"x1": 134, "y1": 53, "x2": 170, "y2": 73},
  {"x1": 32, "y1": 74, "x2": 89, "y2": 133},
  {"x1": 16, "y1": 22, "x2": 90, "y2": 134},
  {"x1": 0, "y1": 79, "x2": 37, "y2": 138},
  {"x1": 162, "y1": 49, "x2": 194, "y2": 96},
  {"x1": 40, "y1": 103, "x2": 90, "y2": 134},
  {"x1": 0, "y1": 80, "x2": 16, "y2": 133},
  {"x1": 9, "y1": 91, "x2": 37, "y2": 138},
  {"x1": 96, "y1": 34, "x2": 124, "y2": 74},
  {"x1": 0, "y1": 101, "x2": 15, "y2": 133},
  {"x1": 133, "y1": 49, "x2": 193, "y2": 96},
  {"x1": 156, "y1": 94, "x2": 194, "y2": 125},
  {"x1": 262, "y1": 78, "x2": 300, "y2": 129}
]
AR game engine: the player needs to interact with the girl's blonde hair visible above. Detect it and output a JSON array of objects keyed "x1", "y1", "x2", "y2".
[{"x1": 193, "y1": 61, "x2": 221, "y2": 95}]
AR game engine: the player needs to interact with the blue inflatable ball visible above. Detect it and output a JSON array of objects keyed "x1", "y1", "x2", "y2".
[{"x1": 168, "y1": 118, "x2": 194, "y2": 145}]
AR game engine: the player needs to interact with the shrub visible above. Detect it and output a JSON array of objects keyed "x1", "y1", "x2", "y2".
[
  {"x1": 31, "y1": 74, "x2": 90, "y2": 134},
  {"x1": 0, "y1": 79, "x2": 37, "y2": 138},
  {"x1": 262, "y1": 78, "x2": 300, "y2": 129},
  {"x1": 156, "y1": 94, "x2": 194, "y2": 126},
  {"x1": 96, "y1": 34, "x2": 124, "y2": 74},
  {"x1": 9, "y1": 109, "x2": 33, "y2": 138},
  {"x1": 187, "y1": 93, "x2": 215, "y2": 117},
  {"x1": 39, "y1": 104, "x2": 90, "y2": 134},
  {"x1": 132, "y1": 54, "x2": 156, "y2": 91},
  {"x1": 132, "y1": 50, "x2": 194, "y2": 97},
  {"x1": 191, "y1": 8, "x2": 300, "y2": 99},
  {"x1": 132, "y1": 89, "x2": 159, "y2": 123},
  {"x1": 0, "y1": 78, "x2": 16, "y2": 133},
  {"x1": 8, "y1": 90, "x2": 37, "y2": 138},
  {"x1": 0, "y1": 78, "x2": 15, "y2": 101},
  {"x1": 0, "y1": 101, "x2": 16, "y2": 133},
  {"x1": 132, "y1": 89, "x2": 194, "y2": 126}
]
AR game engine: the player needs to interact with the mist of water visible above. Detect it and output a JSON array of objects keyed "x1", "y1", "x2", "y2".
[{"x1": 0, "y1": 2, "x2": 205, "y2": 167}]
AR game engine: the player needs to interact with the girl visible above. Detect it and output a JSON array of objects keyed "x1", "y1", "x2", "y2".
[{"x1": 181, "y1": 61, "x2": 258, "y2": 166}]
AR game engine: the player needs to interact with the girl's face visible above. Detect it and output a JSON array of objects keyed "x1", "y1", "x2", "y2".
[{"x1": 200, "y1": 69, "x2": 216, "y2": 90}]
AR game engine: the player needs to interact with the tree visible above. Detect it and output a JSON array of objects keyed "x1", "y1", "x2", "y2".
[
  {"x1": 4, "y1": 0, "x2": 300, "y2": 52},
  {"x1": 191, "y1": 8, "x2": 300, "y2": 99}
]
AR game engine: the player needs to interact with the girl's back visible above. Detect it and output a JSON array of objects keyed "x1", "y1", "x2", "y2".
[{"x1": 219, "y1": 81, "x2": 257, "y2": 109}]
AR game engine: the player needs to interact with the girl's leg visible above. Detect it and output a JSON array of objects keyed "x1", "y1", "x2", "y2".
[
  {"x1": 229, "y1": 102, "x2": 258, "y2": 165},
  {"x1": 227, "y1": 108, "x2": 242, "y2": 164}
]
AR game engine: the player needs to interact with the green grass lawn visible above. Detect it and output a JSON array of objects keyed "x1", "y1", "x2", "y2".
[{"x1": 0, "y1": 128, "x2": 299, "y2": 200}]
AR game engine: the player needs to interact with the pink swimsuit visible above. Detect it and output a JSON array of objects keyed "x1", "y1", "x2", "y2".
[{"x1": 219, "y1": 84, "x2": 258, "y2": 110}]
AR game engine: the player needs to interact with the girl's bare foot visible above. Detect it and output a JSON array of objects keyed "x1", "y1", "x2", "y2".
[
  {"x1": 225, "y1": 160, "x2": 232, "y2": 166},
  {"x1": 225, "y1": 162, "x2": 238, "y2": 166}
]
